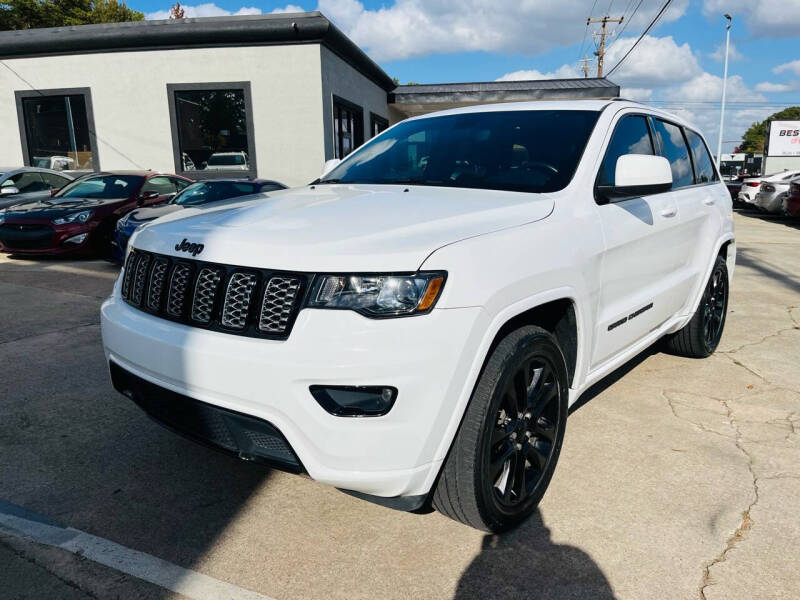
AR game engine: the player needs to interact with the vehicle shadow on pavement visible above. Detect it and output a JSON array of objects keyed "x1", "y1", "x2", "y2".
[
  {"x1": 736, "y1": 247, "x2": 800, "y2": 294},
  {"x1": 454, "y1": 509, "x2": 615, "y2": 600}
]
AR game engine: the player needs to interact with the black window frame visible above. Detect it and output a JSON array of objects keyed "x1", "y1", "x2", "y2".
[
  {"x1": 370, "y1": 112, "x2": 389, "y2": 138},
  {"x1": 332, "y1": 95, "x2": 364, "y2": 159},
  {"x1": 594, "y1": 112, "x2": 657, "y2": 205},
  {"x1": 651, "y1": 117, "x2": 699, "y2": 191},
  {"x1": 683, "y1": 127, "x2": 720, "y2": 187},
  {"x1": 166, "y1": 82, "x2": 257, "y2": 180},
  {"x1": 14, "y1": 87, "x2": 100, "y2": 171}
]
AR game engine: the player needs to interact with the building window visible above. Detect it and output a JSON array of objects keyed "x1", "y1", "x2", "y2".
[
  {"x1": 370, "y1": 113, "x2": 389, "y2": 138},
  {"x1": 15, "y1": 88, "x2": 98, "y2": 171},
  {"x1": 333, "y1": 96, "x2": 364, "y2": 159},
  {"x1": 167, "y1": 82, "x2": 256, "y2": 179}
]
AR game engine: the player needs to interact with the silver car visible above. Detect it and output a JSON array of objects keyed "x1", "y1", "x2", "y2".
[
  {"x1": 0, "y1": 167, "x2": 74, "y2": 210},
  {"x1": 753, "y1": 170, "x2": 800, "y2": 213}
]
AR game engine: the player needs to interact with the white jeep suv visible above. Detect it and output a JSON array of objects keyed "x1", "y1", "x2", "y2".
[{"x1": 101, "y1": 100, "x2": 734, "y2": 532}]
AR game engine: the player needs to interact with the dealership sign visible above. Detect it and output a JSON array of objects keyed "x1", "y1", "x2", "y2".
[{"x1": 767, "y1": 120, "x2": 800, "y2": 157}]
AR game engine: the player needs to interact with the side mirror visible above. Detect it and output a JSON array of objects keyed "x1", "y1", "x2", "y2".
[
  {"x1": 0, "y1": 186, "x2": 19, "y2": 196},
  {"x1": 597, "y1": 154, "x2": 673, "y2": 203},
  {"x1": 321, "y1": 158, "x2": 341, "y2": 178},
  {"x1": 138, "y1": 190, "x2": 159, "y2": 205}
]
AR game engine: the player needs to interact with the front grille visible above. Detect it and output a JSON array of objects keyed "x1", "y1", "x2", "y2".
[
  {"x1": 0, "y1": 224, "x2": 55, "y2": 250},
  {"x1": 121, "y1": 249, "x2": 307, "y2": 340}
]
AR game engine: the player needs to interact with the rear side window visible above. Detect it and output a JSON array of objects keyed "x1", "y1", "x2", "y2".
[
  {"x1": 41, "y1": 173, "x2": 71, "y2": 189},
  {"x1": 141, "y1": 176, "x2": 178, "y2": 195},
  {"x1": 685, "y1": 130, "x2": 718, "y2": 184},
  {"x1": 652, "y1": 120, "x2": 694, "y2": 189},
  {"x1": 597, "y1": 115, "x2": 654, "y2": 187},
  {"x1": 9, "y1": 172, "x2": 48, "y2": 193}
]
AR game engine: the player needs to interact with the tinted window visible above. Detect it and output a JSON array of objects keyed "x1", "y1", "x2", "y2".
[
  {"x1": 172, "y1": 181, "x2": 260, "y2": 206},
  {"x1": 333, "y1": 98, "x2": 364, "y2": 159},
  {"x1": 21, "y1": 94, "x2": 94, "y2": 170},
  {"x1": 321, "y1": 110, "x2": 600, "y2": 194},
  {"x1": 597, "y1": 115, "x2": 654, "y2": 187},
  {"x1": 173, "y1": 88, "x2": 251, "y2": 173},
  {"x1": 55, "y1": 175, "x2": 142, "y2": 199},
  {"x1": 685, "y1": 130, "x2": 717, "y2": 184},
  {"x1": 8, "y1": 172, "x2": 48, "y2": 193},
  {"x1": 371, "y1": 113, "x2": 389, "y2": 138},
  {"x1": 652, "y1": 120, "x2": 694, "y2": 188},
  {"x1": 141, "y1": 176, "x2": 177, "y2": 195},
  {"x1": 41, "y1": 173, "x2": 71, "y2": 189},
  {"x1": 257, "y1": 182, "x2": 285, "y2": 192}
]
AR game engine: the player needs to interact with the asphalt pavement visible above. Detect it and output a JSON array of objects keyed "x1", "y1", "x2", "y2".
[{"x1": 1, "y1": 210, "x2": 798, "y2": 600}]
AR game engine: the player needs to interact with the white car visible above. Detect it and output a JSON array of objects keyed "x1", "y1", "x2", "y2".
[
  {"x1": 205, "y1": 151, "x2": 249, "y2": 171},
  {"x1": 101, "y1": 100, "x2": 734, "y2": 532},
  {"x1": 754, "y1": 171, "x2": 800, "y2": 213},
  {"x1": 740, "y1": 170, "x2": 800, "y2": 207}
]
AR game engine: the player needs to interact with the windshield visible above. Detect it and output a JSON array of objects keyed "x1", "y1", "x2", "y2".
[
  {"x1": 208, "y1": 154, "x2": 246, "y2": 166},
  {"x1": 172, "y1": 181, "x2": 259, "y2": 206},
  {"x1": 320, "y1": 110, "x2": 600, "y2": 194},
  {"x1": 55, "y1": 175, "x2": 142, "y2": 199}
]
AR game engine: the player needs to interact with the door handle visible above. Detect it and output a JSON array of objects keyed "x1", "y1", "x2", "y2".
[
  {"x1": 660, "y1": 207, "x2": 677, "y2": 218},
  {"x1": 703, "y1": 197, "x2": 716, "y2": 205}
]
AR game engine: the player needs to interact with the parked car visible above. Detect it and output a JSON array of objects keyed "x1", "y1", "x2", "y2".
[
  {"x1": 784, "y1": 178, "x2": 800, "y2": 217},
  {"x1": 102, "y1": 101, "x2": 733, "y2": 532},
  {"x1": 0, "y1": 167, "x2": 74, "y2": 209},
  {"x1": 32, "y1": 155, "x2": 75, "y2": 171},
  {"x1": 206, "y1": 152, "x2": 249, "y2": 171},
  {"x1": 110, "y1": 178, "x2": 287, "y2": 263},
  {"x1": 739, "y1": 170, "x2": 800, "y2": 209},
  {"x1": 754, "y1": 172, "x2": 800, "y2": 213},
  {"x1": 0, "y1": 171, "x2": 191, "y2": 256}
]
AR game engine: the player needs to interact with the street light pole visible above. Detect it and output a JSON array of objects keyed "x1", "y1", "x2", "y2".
[{"x1": 716, "y1": 13, "x2": 732, "y2": 167}]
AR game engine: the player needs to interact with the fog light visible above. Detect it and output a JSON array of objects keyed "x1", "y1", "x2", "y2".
[
  {"x1": 64, "y1": 233, "x2": 88, "y2": 246},
  {"x1": 310, "y1": 385, "x2": 397, "y2": 417}
]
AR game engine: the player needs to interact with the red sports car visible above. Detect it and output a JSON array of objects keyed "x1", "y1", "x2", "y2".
[
  {"x1": 0, "y1": 171, "x2": 192, "y2": 256},
  {"x1": 784, "y1": 178, "x2": 800, "y2": 217}
]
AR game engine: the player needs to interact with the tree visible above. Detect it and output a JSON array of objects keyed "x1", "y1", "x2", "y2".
[
  {"x1": 0, "y1": 0, "x2": 143, "y2": 31},
  {"x1": 739, "y1": 106, "x2": 800, "y2": 154}
]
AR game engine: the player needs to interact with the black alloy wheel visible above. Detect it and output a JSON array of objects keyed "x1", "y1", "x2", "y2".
[
  {"x1": 702, "y1": 265, "x2": 727, "y2": 351},
  {"x1": 488, "y1": 356, "x2": 561, "y2": 511}
]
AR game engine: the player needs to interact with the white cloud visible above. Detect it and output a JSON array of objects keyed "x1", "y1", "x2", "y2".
[
  {"x1": 703, "y1": 0, "x2": 800, "y2": 38},
  {"x1": 755, "y1": 81, "x2": 799, "y2": 93},
  {"x1": 496, "y1": 65, "x2": 582, "y2": 82},
  {"x1": 774, "y1": 60, "x2": 800, "y2": 76},
  {"x1": 271, "y1": 4, "x2": 305, "y2": 13},
  {"x1": 146, "y1": 3, "x2": 262, "y2": 19},
  {"x1": 709, "y1": 42, "x2": 743, "y2": 62},
  {"x1": 316, "y1": 0, "x2": 689, "y2": 62},
  {"x1": 667, "y1": 73, "x2": 765, "y2": 103},
  {"x1": 603, "y1": 35, "x2": 702, "y2": 90}
]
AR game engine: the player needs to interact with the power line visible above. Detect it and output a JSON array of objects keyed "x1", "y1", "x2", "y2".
[
  {"x1": 606, "y1": 0, "x2": 673, "y2": 78},
  {"x1": 607, "y1": 0, "x2": 644, "y2": 49},
  {"x1": 577, "y1": 0, "x2": 599, "y2": 62}
]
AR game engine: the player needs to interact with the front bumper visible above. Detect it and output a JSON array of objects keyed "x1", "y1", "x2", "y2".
[
  {"x1": 101, "y1": 292, "x2": 485, "y2": 498},
  {"x1": 0, "y1": 219, "x2": 95, "y2": 255}
]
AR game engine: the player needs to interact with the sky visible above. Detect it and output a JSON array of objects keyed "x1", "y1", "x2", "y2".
[{"x1": 133, "y1": 0, "x2": 800, "y2": 153}]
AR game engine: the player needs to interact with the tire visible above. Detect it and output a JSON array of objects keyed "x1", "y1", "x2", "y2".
[
  {"x1": 432, "y1": 326, "x2": 569, "y2": 532},
  {"x1": 664, "y1": 255, "x2": 729, "y2": 358}
]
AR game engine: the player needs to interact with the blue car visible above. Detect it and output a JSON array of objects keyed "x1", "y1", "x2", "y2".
[{"x1": 110, "y1": 178, "x2": 286, "y2": 263}]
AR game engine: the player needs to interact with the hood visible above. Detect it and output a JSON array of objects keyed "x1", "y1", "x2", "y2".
[
  {"x1": 131, "y1": 184, "x2": 554, "y2": 272},
  {"x1": 128, "y1": 203, "x2": 183, "y2": 224},
  {"x1": 4, "y1": 197, "x2": 126, "y2": 219}
]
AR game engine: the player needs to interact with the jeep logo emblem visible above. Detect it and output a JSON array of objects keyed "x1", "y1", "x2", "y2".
[{"x1": 175, "y1": 238, "x2": 204, "y2": 257}]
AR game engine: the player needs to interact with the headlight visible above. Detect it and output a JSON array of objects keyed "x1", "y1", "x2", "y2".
[
  {"x1": 308, "y1": 272, "x2": 445, "y2": 317},
  {"x1": 53, "y1": 210, "x2": 93, "y2": 225}
]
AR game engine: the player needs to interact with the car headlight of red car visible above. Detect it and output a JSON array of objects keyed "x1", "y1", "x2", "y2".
[{"x1": 52, "y1": 210, "x2": 93, "y2": 225}]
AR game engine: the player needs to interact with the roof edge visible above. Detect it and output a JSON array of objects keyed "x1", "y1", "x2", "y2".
[{"x1": 0, "y1": 12, "x2": 395, "y2": 92}]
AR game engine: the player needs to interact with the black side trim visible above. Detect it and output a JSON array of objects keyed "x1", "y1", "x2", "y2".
[
  {"x1": 338, "y1": 489, "x2": 427, "y2": 512},
  {"x1": 109, "y1": 361, "x2": 304, "y2": 473}
]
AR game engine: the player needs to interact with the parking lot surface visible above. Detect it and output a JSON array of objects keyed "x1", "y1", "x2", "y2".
[{"x1": 1, "y1": 211, "x2": 798, "y2": 600}]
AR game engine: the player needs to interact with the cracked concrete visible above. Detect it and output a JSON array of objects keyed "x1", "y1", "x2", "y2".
[{"x1": 1, "y1": 211, "x2": 799, "y2": 600}]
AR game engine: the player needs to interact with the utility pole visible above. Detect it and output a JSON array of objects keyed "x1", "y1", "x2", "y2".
[
  {"x1": 578, "y1": 55, "x2": 592, "y2": 78},
  {"x1": 716, "y1": 14, "x2": 732, "y2": 168},
  {"x1": 587, "y1": 16, "x2": 624, "y2": 78}
]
